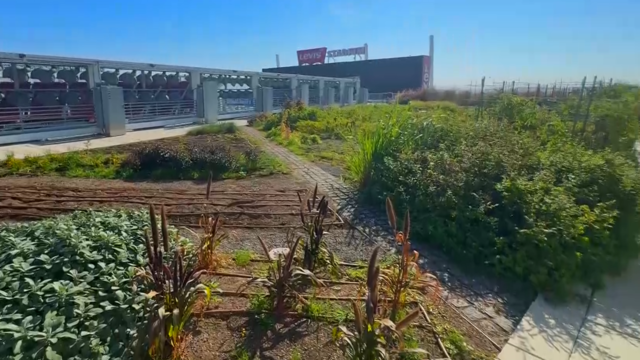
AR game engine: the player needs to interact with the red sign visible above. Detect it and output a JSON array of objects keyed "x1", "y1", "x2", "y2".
[{"x1": 297, "y1": 47, "x2": 327, "y2": 65}]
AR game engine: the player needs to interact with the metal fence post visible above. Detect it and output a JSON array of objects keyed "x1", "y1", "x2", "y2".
[
  {"x1": 581, "y1": 76, "x2": 598, "y2": 137},
  {"x1": 475, "y1": 77, "x2": 485, "y2": 121},
  {"x1": 571, "y1": 76, "x2": 587, "y2": 135}
]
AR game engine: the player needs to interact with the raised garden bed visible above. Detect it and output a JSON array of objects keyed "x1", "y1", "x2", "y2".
[
  {"x1": 0, "y1": 124, "x2": 287, "y2": 180},
  {"x1": 0, "y1": 176, "x2": 504, "y2": 359}
]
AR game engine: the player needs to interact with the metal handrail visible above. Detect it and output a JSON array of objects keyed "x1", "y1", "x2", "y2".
[
  {"x1": 124, "y1": 99, "x2": 196, "y2": 122},
  {"x1": 0, "y1": 51, "x2": 361, "y2": 83}
]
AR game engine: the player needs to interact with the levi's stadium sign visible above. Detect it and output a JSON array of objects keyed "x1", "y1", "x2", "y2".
[
  {"x1": 297, "y1": 44, "x2": 368, "y2": 65},
  {"x1": 297, "y1": 47, "x2": 328, "y2": 65}
]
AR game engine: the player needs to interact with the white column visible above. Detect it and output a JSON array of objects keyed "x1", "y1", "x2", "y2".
[
  {"x1": 327, "y1": 87, "x2": 336, "y2": 106},
  {"x1": 358, "y1": 88, "x2": 369, "y2": 104},
  {"x1": 318, "y1": 80, "x2": 325, "y2": 106},
  {"x1": 251, "y1": 75, "x2": 260, "y2": 110},
  {"x1": 202, "y1": 80, "x2": 219, "y2": 124},
  {"x1": 345, "y1": 85, "x2": 354, "y2": 104},
  {"x1": 300, "y1": 83, "x2": 309, "y2": 105},
  {"x1": 290, "y1": 76, "x2": 298, "y2": 100},
  {"x1": 87, "y1": 64, "x2": 101, "y2": 88},
  {"x1": 190, "y1": 71, "x2": 201, "y2": 103},
  {"x1": 261, "y1": 87, "x2": 273, "y2": 114},
  {"x1": 339, "y1": 81, "x2": 347, "y2": 105}
]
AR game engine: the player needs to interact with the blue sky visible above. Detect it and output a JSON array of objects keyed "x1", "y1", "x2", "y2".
[{"x1": 0, "y1": 0, "x2": 638, "y2": 88}]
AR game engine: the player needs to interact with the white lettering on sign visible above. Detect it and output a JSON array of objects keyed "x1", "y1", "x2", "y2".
[
  {"x1": 299, "y1": 52, "x2": 324, "y2": 61},
  {"x1": 328, "y1": 46, "x2": 366, "y2": 58}
]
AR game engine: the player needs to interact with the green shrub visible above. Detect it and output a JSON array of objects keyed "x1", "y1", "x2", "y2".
[
  {"x1": 585, "y1": 85, "x2": 640, "y2": 154},
  {"x1": 356, "y1": 103, "x2": 640, "y2": 296},
  {"x1": 0, "y1": 210, "x2": 166, "y2": 359},
  {"x1": 186, "y1": 122, "x2": 238, "y2": 136},
  {"x1": 0, "y1": 152, "x2": 124, "y2": 178},
  {"x1": 300, "y1": 134, "x2": 322, "y2": 145},
  {"x1": 248, "y1": 113, "x2": 269, "y2": 127},
  {"x1": 123, "y1": 140, "x2": 238, "y2": 179}
]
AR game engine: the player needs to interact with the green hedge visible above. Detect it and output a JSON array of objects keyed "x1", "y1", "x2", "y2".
[{"x1": 356, "y1": 97, "x2": 640, "y2": 296}]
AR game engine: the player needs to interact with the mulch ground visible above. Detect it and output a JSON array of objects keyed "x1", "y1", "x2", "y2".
[
  {"x1": 0, "y1": 173, "x2": 504, "y2": 359},
  {"x1": 0, "y1": 175, "x2": 316, "y2": 227}
]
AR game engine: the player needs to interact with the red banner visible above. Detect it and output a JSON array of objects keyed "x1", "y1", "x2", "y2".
[{"x1": 297, "y1": 47, "x2": 327, "y2": 65}]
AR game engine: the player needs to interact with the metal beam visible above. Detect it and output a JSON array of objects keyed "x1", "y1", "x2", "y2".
[
  {"x1": 0, "y1": 51, "x2": 359, "y2": 83},
  {"x1": 0, "y1": 126, "x2": 101, "y2": 146}
]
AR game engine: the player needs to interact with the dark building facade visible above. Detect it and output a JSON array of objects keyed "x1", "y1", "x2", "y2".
[{"x1": 263, "y1": 55, "x2": 429, "y2": 94}]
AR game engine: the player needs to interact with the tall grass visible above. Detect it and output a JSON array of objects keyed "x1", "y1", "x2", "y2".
[{"x1": 345, "y1": 106, "x2": 408, "y2": 187}]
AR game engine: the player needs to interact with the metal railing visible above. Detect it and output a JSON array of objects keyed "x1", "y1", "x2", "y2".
[
  {"x1": 219, "y1": 89, "x2": 254, "y2": 114},
  {"x1": 125, "y1": 100, "x2": 196, "y2": 122},
  {"x1": 273, "y1": 88, "x2": 293, "y2": 109},
  {"x1": 309, "y1": 88, "x2": 320, "y2": 106},
  {"x1": 123, "y1": 89, "x2": 195, "y2": 123},
  {"x1": 0, "y1": 88, "x2": 95, "y2": 134},
  {"x1": 0, "y1": 51, "x2": 360, "y2": 144},
  {"x1": 368, "y1": 92, "x2": 395, "y2": 103}
]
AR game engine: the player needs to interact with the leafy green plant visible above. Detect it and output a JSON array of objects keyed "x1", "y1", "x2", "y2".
[
  {"x1": 346, "y1": 266, "x2": 368, "y2": 282},
  {"x1": 398, "y1": 329, "x2": 423, "y2": 360},
  {"x1": 290, "y1": 348, "x2": 303, "y2": 360},
  {"x1": 245, "y1": 236, "x2": 324, "y2": 315},
  {"x1": 300, "y1": 134, "x2": 322, "y2": 145},
  {"x1": 231, "y1": 344, "x2": 252, "y2": 360},
  {"x1": 300, "y1": 297, "x2": 350, "y2": 323},
  {"x1": 234, "y1": 250, "x2": 253, "y2": 267},
  {"x1": 142, "y1": 205, "x2": 212, "y2": 359},
  {"x1": 333, "y1": 246, "x2": 426, "y2": 360},
  {"x1": 0, "y1": 210, "x2": 156, "y2": 359},
  {"x1": 247, "y1": 294, "x2": 275, "y2": 329}
]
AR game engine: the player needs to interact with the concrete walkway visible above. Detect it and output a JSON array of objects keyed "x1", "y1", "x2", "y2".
[
  {"x1": 0, "y1": 120, "x2": 248, "y2": 161},
  {"x1": 499, "y1": 257, "x2": 640, "y2": 359}
]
